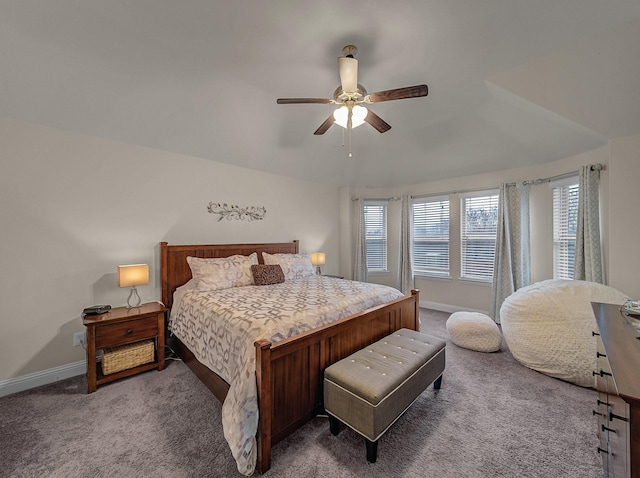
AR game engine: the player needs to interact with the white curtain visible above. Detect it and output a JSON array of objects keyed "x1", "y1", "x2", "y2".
[
  {"x1": 574, "y1": 165, "x2": 603, "y2": 283},
  {"x1": 398, "y1": 195, "x2": 413, "y2": 294},
  {"x1": 352, "y1": 198, "x2": 368, "y2": 282},
  {"x1": 490, "y1": 182, "x2": 531, "y2": 322}
]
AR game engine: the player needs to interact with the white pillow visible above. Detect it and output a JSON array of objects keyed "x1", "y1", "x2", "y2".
[
  {"x1": 187, "y1": 253, "x2": 258, "y2": 291},
  {"x1": 262, "y1": 252, "x2": 314, "y2": 280}
]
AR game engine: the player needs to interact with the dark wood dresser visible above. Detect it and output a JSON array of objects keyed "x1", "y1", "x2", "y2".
[{"x1": 592, "y1": 302, "x2": 640, "y2": 478}]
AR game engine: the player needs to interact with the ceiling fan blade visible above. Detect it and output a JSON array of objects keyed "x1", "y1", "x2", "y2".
[
  {"x1": 368, "y1": 84, "x2": 428, "y2": 103},
  {"x1": 338, "y1": 56, "x2": 358, "y2": 93},
  {"x1": 276, "y1": 98, "x2": 333, "y2": 104},
  {"x1": 364, "y1": 110, "x2": 391, "y2": 133},
  {"x1": 314, "y1": 114, "x2": 335, "y2": 135}
]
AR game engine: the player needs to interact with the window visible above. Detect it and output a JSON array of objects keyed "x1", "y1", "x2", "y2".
[
  {"x1": 460, "y1": 192, "x2": 499, "y2": 281},
  {"x1": 364, "y1": 203, "x2": 387, "y2": 272},
  {"x1": 412, "y1": 197, "x2": 450, "y2": 276},
  {"x1": 552, "y1": 181, "x2": 579, "y2": 279}
]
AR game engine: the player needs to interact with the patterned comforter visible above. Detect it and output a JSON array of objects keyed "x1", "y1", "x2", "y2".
[{"x1": 168, "y1": 275, "x2": 404, "y2": 475}]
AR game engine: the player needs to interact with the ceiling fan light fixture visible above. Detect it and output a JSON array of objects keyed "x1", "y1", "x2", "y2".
[{"x1": 333, "y1": 105, "x2": 367, "y2": 129}]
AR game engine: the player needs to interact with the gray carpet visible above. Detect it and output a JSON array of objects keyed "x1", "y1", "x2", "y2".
[{"x1": 0, "y1": 309, "x2": 602, "y2": 478}]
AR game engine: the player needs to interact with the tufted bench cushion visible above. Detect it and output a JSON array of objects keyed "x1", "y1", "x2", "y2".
[
  {"x1": 446, "y1": 311, "x2": 502, "y2": 353},
  {"x1": 324, "y1": 328, "x2": 446, "y2": 462}
]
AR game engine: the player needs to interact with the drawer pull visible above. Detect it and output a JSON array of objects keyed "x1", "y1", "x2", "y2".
[
  {"x1": 601, "y1": 424, "x2": 617, "y2": 433},
  {"x1": 609, "y1": 410, "x2": 628, "y2": 422},
  {"x1": 592, "y1": 369, "x2": 612, "y2": 377},
  {"x1": 597, "y1": 398, "x2": 611, "y2": 407},
  {"x1": 593, "y1": 410, "x2": 604, "y2": 417},
  {"x1": 596, "y1": 351, "x2": 607, "y2": 358},
  {"x1": 126, "y1": 329, "x2": 133, "y2": 335},
  {"x1": 597, "y1": 447, "x2": 608, "y2": 454},
  {"x1": 592, "y1": 331, "x2": 600, "y2": 336}
]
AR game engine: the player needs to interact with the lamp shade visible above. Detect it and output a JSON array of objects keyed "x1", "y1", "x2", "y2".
[
  {"x1": 117, "y1": 264, "x2": 149, "y2": 288},
  {"x1": 333, "y1": 105, "x2": 367, "y2": 129},
  {"x1": 311, "y1": 253, "x2": 326, "y2": 266}
]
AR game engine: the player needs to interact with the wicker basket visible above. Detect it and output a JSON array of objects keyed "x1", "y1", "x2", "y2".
[{"x1": 102, "y1": 340, "x2": 155, "y2": 375}]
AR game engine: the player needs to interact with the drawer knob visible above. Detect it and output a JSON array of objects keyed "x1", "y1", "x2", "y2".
[
  {"x1": 596, "y1": 351, "x2": 607, "y2": 358},
  {"x1": 592, "y1": 331, "x2": 600, "y2": 336},
  {"x1": 597, "y1": 447, "x2": 608, "y2": 454},
  {"x1": 601, "y1": 424, "x2": 617, "y2": 433},
  {"x1": 597, "y1": 398, "x2": 611, "y2": 407},
  {"x1": 593, "y1": 410, "x2": 604, "y2": 417},
  {"x1": 126, "y1": 329, "x2": 133, "y2": 335}
]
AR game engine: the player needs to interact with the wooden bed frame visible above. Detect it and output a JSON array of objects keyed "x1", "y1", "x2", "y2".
[{"x1": 160, "y1": 241, "x2": 420, "y2": 473}]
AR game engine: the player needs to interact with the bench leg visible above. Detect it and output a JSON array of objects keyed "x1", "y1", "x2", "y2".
[
  {"x1": 328, "y1": 414, "x2": 341, "y2": 436},
  {"x1": 433, "y1": 374, "x2": 443, "y2": 390},
  {"x1": 366, "y1": 439, "x2": 378, "y2": 463}
]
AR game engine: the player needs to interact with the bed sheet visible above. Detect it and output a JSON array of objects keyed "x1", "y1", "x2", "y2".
[{"x1": 168, "y1": 275, "x2": 404, "y2": 475}]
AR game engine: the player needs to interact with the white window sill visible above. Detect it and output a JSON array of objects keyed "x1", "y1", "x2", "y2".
[{"x1": 458, "y1": 277, "x2": 493, "y2": 286}]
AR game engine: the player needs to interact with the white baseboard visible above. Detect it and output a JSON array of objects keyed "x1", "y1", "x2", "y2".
[
  {"x1": 420, "y1": 300, "x2": 488, "y2": 315},
  {"x1": 0, "y1": 360, "x2": 86, "y2": 398}
]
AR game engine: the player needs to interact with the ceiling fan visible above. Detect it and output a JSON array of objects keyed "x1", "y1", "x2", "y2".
[{"x1": 277, "y1": 45, "x2": 428, "y2": 156}]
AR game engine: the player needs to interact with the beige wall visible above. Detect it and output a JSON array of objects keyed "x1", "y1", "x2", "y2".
[
  {"x1": 341, "y1": 146, "x2": 612, "y2": 312},
  {"x1": 608, "y1": 133, "x2": 640, "y2": 298},
  {"x1": 0, "y1": 118, "x2": 341, "y2": 381}
]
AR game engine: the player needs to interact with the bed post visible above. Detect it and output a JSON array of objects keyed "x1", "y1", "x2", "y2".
[
  {"x1": 255, "y1": 339, "x2": 272, "y2": 473},
  {"x1": 411, "y1": 289, "x2": 420, "y2": 331},
  {"x1": 160, "y1": 242, "x2": 169, "y2": 308}
]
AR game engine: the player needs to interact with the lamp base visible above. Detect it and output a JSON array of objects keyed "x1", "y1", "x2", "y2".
[
  {"x1": 316, "y1": 266, "x2": 322, "y2": 275},
  {"x1": 126, "y1": 287, "x2": 142, "y2": 308}
]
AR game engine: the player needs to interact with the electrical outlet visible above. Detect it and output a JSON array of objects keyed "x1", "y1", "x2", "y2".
[{"x1": 73, "y1": 332, "x2": 86, "y2": 347}]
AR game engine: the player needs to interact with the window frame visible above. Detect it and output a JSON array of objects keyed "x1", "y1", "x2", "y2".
[
  {"x1": 551, "y1": 177, "x2": 580, "y2": 280},
  {"x1": 459, "y1": 190, "x2": 499, "y2": 283},
  {"x1": 363, "y1": 201, "x2": 388, "y2": 273},
  {"x1": 411, "y1": 195, "x2": 451, "y2": 278}
]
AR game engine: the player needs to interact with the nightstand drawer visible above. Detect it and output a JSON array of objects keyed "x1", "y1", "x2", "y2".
[{"x1": 95, "y1": 314, "x2": 158, "y2": 348}]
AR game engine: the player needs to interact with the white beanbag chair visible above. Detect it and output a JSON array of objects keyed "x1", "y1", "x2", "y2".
[
  {"x1": 500, "y1": 279, "x2": 628, "y2": 387},
  {"x1": 446, "y1": 311, "x2": 502, "y2": 352}
]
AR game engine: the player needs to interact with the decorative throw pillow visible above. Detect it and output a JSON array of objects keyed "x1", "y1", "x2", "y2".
[
  {"x1": 187, "y1": 253, "x2": 258, "y2": 291},
  {"x1": 251, "y1": 264, "x2": 285, "y2": 286},
  {"x1": 262, "y1": 252, "x2": 315, "y2": 281}
]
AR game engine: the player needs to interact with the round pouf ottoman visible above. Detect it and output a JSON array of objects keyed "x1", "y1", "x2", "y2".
[
  {"x1": 446, "y1": 311, "x2": 502, "y2": 353},
  {"x1": 500, "y1": 279, "x2": 628, "y2": 387}
]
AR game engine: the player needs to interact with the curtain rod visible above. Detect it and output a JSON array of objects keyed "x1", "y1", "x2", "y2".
[
  {"x1": 519, "y1": 163, "x2": 604, "y2": 186},
  {"x1": 351, "y1": 196, "x2": 401, "y2": 202},
  {"x1": 411, "y1": 185, "x2": 499, "y2": 200},
  {"x1": 354, "y1": 164, "x2": 605, "y2": 201}
]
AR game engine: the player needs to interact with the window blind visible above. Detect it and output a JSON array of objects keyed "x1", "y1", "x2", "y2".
[
  {"x1": 553, "y1": 182, "x2": 579, "y2": 279},
  {"x1": 460, "y1": 192, "x2": 499, "y2": 281},
  {"x1": 364, "y1": 203, "x2": 387, "y2": 271},
  {"x1": 412, "y1": 197, "x2": 450, "y2": 276}
]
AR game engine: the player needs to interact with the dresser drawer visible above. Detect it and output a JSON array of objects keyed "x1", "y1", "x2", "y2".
[
  {"x1": 95, "y1": 314, "x2": 159, "y2": 348},
  {"x1": 607, "y1": 394, "x2": 629, "y2": 478}
]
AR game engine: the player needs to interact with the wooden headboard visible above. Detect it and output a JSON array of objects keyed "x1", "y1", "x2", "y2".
[{"x1": 160, "y1": 240, "x2": 299, "y2": 309}]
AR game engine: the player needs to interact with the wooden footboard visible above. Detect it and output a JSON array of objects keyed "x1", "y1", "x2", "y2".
[
  {"x1": 160, "y1": 241, "x2": 420, "y2": 474},
  {"x1": 254, "y1": 289, "x2": 419, "y2": 473}
]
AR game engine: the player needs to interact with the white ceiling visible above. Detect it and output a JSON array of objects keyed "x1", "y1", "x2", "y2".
[{"x1": 2, "y1": 0, "x2": 640, "y2": 188}]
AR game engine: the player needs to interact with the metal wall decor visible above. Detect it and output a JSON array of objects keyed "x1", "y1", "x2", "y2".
[{"x1": 207, "y1": 202, "x2": 266, "y2": 221}]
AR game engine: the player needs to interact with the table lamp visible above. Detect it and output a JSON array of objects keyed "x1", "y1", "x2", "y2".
[
  {"x1": 311, "y1": 252, "x2": 325, "y2": 275},
  {"x1": 117, "y1": 264, "x2": 149, "y2": 308}
]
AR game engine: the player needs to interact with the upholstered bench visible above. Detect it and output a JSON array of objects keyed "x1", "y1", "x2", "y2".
[{"x1": 323, "y1": 328, "x2": 446, "y2": 463}]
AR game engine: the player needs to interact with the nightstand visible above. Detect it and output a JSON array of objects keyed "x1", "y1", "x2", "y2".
[{"x1": 83, "y1": 302, "x2": 166, "y2": 393}]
